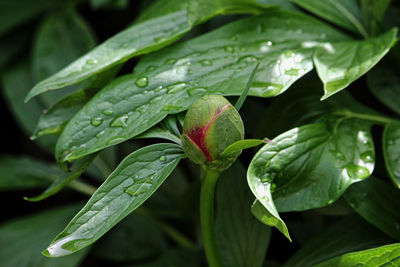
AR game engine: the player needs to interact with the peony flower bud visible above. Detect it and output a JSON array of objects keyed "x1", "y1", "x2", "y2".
[{"x1": 181, "y1": 95, "x2": 244, "y2": 171}]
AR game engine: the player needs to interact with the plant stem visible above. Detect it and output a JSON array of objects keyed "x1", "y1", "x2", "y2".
[
  {"x1": 200, "y1": 167, "x2": 222, "y2": 267},
  {"x1": 68, "y1": 180, "x2": 97, "y2": 196},
  {"x1": 135, "y1": 206, "x2": 197, "y2": 250},
  {"x1": 333, "y1": 110, "x2": 396, "y2": 125}
]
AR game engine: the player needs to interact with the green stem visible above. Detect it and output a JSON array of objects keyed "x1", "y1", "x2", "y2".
[
  {"x1": 68, "y1": 180, "x2": 97, "y2": 196},
  {"x1": 200, "y1": 167, "x2": 222, "y2": 267},
  {"x1": 135, "y1": 206, "x2": 197, "y2": 250},
  {"x1": 333, "y1": 110, "x2": 395, "y2": 125}
]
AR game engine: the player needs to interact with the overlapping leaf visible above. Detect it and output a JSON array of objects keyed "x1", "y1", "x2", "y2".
[
  {"x1": 344, "y1": 178, "x2": 400, "y2": 240},
  {"x1": 315, "y1": 28, "x2": 397, "y2": 100},
  {"x1": 44, "y1": 143, "x2": 183, "y2": 256},
  {"x1": 383, "y1": 121, "x2": 400, "y2": 188},
  {"x1": 55, "y1": 9, "x2": 348, "y2": 163},
  {"x1": 247, "y1": 116, "x2": 375, "y2": 238}
]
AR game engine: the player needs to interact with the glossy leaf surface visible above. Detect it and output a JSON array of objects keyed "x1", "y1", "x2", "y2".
[
  {"x1": 291, "y1": 0, "x2": 366, "y2": 36},
  {"x1": 284, "y1": 215, "x2": 394, "y2": 266},
  {"x1": 383, "y1": 121, "x2": 400, "y2": 188},
  {"x1": 44, "y1": 143, "x2": 183, "y2": 256},
  {"x1": 0, "y1": 204, "x2": 88, "y2": 267},
  {"x1": 344, "y1": 178, "x2": 400, "y2": 240},
  {"x1": 315, "y1": 28, "x2": 397, "y2": 100},
  {"x1": 55, "y1": 9, "x2": 348, "y2": 163},
  {"x1": 314, "y1": 243, "x2": 400, "y2": 267},
  {"x1": 222, "y1": 139, "x2": 265, "y2": 157},
  {"x1": 216, "y1": 162, "x2": 271, "y2": 267}
]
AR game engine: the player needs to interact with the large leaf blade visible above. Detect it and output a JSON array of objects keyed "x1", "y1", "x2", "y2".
[
  {"x1": 55, "y1": 9, "x2": 348, "y2": 163},
  {"x1": 315, "y1": 28, "x2": 397, "y2": 100},
  {"x1": 383, "y1": 121, "x2": 400, "y2": 188},
  {"x1": 314, "y1": 243, "x2": 400, "y2": 267},
  {"x1": 344, "y1": 178, "x2": 400, "y2": 240},
  {"x1": 216, "y1": 162, "x2": 271, "y2": 267},
  {"x1": 43, "y1": 143, "x2": 183, "y2": 256}
]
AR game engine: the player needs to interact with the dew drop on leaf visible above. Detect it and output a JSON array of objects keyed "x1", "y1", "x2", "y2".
[
  {"x1": 90, "y1": 117, "x2": 103, "y2": 127},
  {"x1": 135, "y1": 76, "x2": 149, "y2": 88},
  {"x1": 224, "y1": 46, "x2": 234, "y2": 53},
  {"x1": 86, "y1": 58, "x2": 98, "y2": 65},
  {"x1": 159, "y1": 155, "x2": 166, "y2": 161},
  {"x1": 199, "y1": 59, "x2": 213, "y2": 66},
  {"x1": 360, "y1": 151, "x2": 374, "y2": 163},
  {"x1": 110, "y1": 115, "x2": 129, "y2": 127},
  {"x1": 102, "y1": 109, "x2": 113, "y2": 116},
  {"x1": 345, "y1": 164, "x2": 370, "y2": 179}
]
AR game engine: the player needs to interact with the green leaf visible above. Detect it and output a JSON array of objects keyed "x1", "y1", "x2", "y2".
[
  {"x1": 367, "y1": 60, "x2": 400, "y2": 115},
  {"x1": 1, "y1": 60, "x2": 56, "y2": 150},
  {"x1": 0, "y1": 203, "x2": 88, "y2": 267},
  {"x1": 222, "y1": 139, "x2": 265, "y2": 157},
  {"x1": 0, "y1": 156, "x2": 58, "y2": 190},
  {"x1": 0, "y1": 0, "x2": 63, "y2": 37},
  {"x1": 314, "y1": 243, "x2": 400, "y2": 267},
  {"x1": 216, "y1": 161, "x2": 271, "y2": 267},
  {"x1": 55, "y1": 9, "x2": 348, "y2": 163},
  {"x1": 32, "y1": 88, "x2": 98, "y2": 139},
  {"x1": 43, "y1": 143, "x2": 183, "y2": 256},
  {"x1": 383, "y1": 122, "x2": 400, "y2": 189},
  {"x1": 248, "y1": 116, "x2": 374, "y2": 215},
  {"x1": 291, "y1": 0, "x2": 367, "y2": 37},
  {"x1": 91, "y1": 213, "x2": 167, "y2": 261},
  {"x1": 25, "y1": 0, "x2": 192, "y2": 101},
  {"x1": 360, "y1": 0, "x2": 392, "y2": 36},
  {"x1": 250, "y1": 200, "x2": 291, "y2": 241},
  {"x1": 25, "y1": 155, "x2": 96, "y2": 202},
  {"x1": 315, "y1": 28, "x2": 398, "y2": 100},
  {"x1": 136, "y1": 126, "x2": 181, "y2": 144},
  {"x1": 344, "y1": 178, "x2": 400, "y2": 241},
  {"x1": 284, "y1": 215, "x2": 394, "y2": 267}
]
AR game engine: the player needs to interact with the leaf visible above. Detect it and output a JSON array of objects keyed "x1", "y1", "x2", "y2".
[
  {"x1": 136, "y1": 126, "x2": 181, "y2": 144},
  {"x1": 360, "y1": 0, "x2": 392, "y2": 36},
  {"x1": 248, "y1": 116, "x2": 375, "y2": 218},
  {"x1": 43, "y1": 143, "x2": 183, "y2": 256},
  {"x1": 91, "y1": 213, "x2": 167, "y2": 261},
  {"x1": 0, "y1": 203, "x2": 88, "y2": 267},
  {"x1": 383, "y1": 122, "x2": 400, "y2": 189},
  {"x1": 216, "y1": 161, "x2": 271, "y2": 267},
  {"x1": 344, "y1": 178, "x2": 400, "y2": 241},
  {"x1": 1, "y1": 60, "x2": 56, "y2": 150},
  {"x1": 25, "y1": 155, "x2": 96, "y2": 202},
  {"x1": 284, "y1": 215, "x2": 394, "y2": 267},
  {"x1": 222, "y1": 139, "x2": 265, "y2": 157},
  {"x1": 291, "y1": 0, "x2": 367, "y2": 37},
  {"x1": 367, "y1": 60, "x2": 400, "y2": 115},
  {"x1": 32, "y1": 88, "x2": 98, "y2": 139},
  {"x1": 55, "y1": 9, "x2": 348, "y2": 163},
  {"x1": 315, "y1": 28, "x2": 398, "y2": 100},
  {"x1": 0, "y1": 0, "x2": 63, "y2": 37},
  {"x1": 314, "y1": 243, "x2": 400, "y2": 267},
  {"x1": 250, "y1": 200, "x2": 291, "y2": 241},
  {"x1": 0, "y1": 156, "x2": 58, "y2": 190},
  {"x1": 25, "y1": 0, "x2": 191, "y2": 101}
]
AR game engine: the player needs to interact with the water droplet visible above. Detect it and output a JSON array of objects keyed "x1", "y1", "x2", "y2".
[
  {"x1": 188, "y1": 87, "x2": 207, "y2": 96},
  {"x1": 166, "y1": 58, "x2": 177, "y2": 65},
  {"x1": 107, "y1": 136, "x2": 126, "y2": 145},
  {"x1": 238, "y1": 55, "x2": 258, "y2": 63},
  {"x1": 162, "y1": 105, "x2": 182, "y2": 112},
  {"x1": 328, "y1": 199, "x2": 334, "y2": 204},
  {"x1": 267, "y1": 41, "x2": 272, "y2": 46},
  {"x1": 159, "y1": 156, "x2": 166, "y2": 161},
  {"x1": 276, "y1": 59, "x2": 281, "y2": 64},
  {"x1": 96, "y1": 130, "x2": 105, "y2": 138},
  {"x1": 224, "y1": 46, "x2": 234, "y2": 53},
  {"x1": 149, "y1": 96, "x2": 163, "y2": 104},
  {"x1": 120, "y1": 43, "x2": 128, "y2": 48},
  {"x1": 86, "y1": 58, "x2": 98, "y2": 65},
  {"x1": 136, "y1": 104, "x2": 148, "y2": 113},
  {"x1": 200, "y1": 59, "x2": 213, "y2": 66},
  {"x1": 124, "y1": 181, "x2": 152, "y2": 197},
  {"x1": 143, "y1": 90, "x2": 148, "y2": 94},
  {"x1": 110, "y1": 115, "x2": 129, "y2": 127},
  {"x1": 135, "y1": 76, "x2": 148, "y2": 88},
  {"x1": 345, "y1": 164, "x2": 370, "y2": 179},
  {"x1": 146, "y1": 66, "x2": 156, "y2": 72},
  {"x1": 102, "y1": 109, "x2": 113, "y2": 116},
  {"x1": 155, "y1": 86, "x2": 166, "y2": 92},
  {"x1": 167, "y1": 82, "x2": 187, "y2": 94},
  {"x1": 360, "y1": 151, "x2": 375, "y2": 163},
  {"x1": 91, "y1": 117, "x2": 103, "y2": 127},
  {"x1": 335, "y1": 151, "x2": 345, "y2": 160},
  {"x1": 154, "y1": 36, "x2": 167, "y2": 43},
  {"x1": 285, "y1": 68, "x2": 299, "y2": 76}
]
